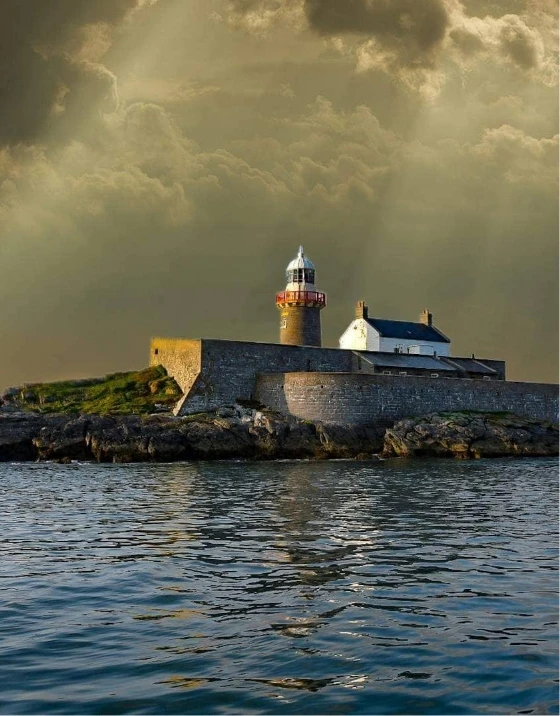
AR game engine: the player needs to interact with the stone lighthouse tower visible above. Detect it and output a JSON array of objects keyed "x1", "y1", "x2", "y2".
[{"x1": 275, "y1": 246, "x2": 326, "y2": 346}]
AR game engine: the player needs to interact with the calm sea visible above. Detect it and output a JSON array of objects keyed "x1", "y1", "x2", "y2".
[{"x1": 0, "y1": 459, "x2": 558, "y2": 715}]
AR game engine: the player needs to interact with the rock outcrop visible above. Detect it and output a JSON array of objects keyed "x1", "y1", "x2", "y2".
[
  {"x1": 0, "y1": 405, "x2": 385, "y2": 463},
  {"x1": 382, "y1": 412, "x2": 559, "y2": 459},
  {"x1": 0, "y1": 407, "x2": 556, "y2": 463}
]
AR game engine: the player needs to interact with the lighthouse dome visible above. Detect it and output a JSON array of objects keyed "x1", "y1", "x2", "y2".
[
  {"x1": 286, "y1": 245, "x2": 315, "y2": 272},
  {"x1": 285, "y1": 246, "x2": 317, "y2": 289}
]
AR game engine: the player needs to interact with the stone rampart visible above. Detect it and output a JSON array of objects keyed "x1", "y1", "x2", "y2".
[
  {"x1": 255, "y1": 372, "x2": 559, "y2": 425},
  {"x1": 150, "y1": 338, "x2": 201, "y2": 395},
  {"x1": 150, "y1": 337, "x2": 555, "y2": 423},
  {"x1": 173, "y1": 340, "x2": 353, "y2": 415}
]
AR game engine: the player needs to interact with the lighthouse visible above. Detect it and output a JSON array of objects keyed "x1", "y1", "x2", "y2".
[{"x1": 275, "y1": 246, "x2": 326, "y2": 346}]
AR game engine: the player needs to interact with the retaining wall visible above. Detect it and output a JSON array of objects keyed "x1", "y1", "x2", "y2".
[
  {"x1": 255, "y1": 372, "x2": 559, "y2": 425},
  {"x1": 171, "y1": 340, "x2": 353, "y2": 415}
]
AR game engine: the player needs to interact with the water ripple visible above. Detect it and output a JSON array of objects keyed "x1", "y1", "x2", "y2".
[{"x1": 0, "y1": 458, "x2": 557, "y2": 714}]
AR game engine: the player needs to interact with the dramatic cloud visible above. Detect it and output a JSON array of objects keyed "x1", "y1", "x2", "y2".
[
  {"x1": 305, "y1": 0, "x2": 449, "y2": 66},
  {"x1": 449, "y1": 11, "x2": 545, "y2": 69},
  {"x1": 222, "y1": 0, "x2": 556, "y2": 94},
  {"x1": 0, "y1": 0, "x2": 557, "y2": 387},
  {"x1": 0, "y1": 0, "x2": 153, "y2": 145},
  {"x1": 221, "y1": 0, "x2": 305, "y2": 33}
]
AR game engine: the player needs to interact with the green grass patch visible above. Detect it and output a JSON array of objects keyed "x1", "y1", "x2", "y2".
[{"x1": 10, "y1": 366, "x2": 182, "y2": 415}]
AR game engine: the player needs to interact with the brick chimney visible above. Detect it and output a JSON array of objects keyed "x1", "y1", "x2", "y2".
[
  {"x1": 356, "y1": 300, "x2": 368, "y2": 319},
  {"x1": 420, "y1": 308, "x2": 432, "y2": 326}
]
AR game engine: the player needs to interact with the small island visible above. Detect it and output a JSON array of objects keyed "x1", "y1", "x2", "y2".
[
  {"x1": 1, "y1": 249, "x2": 558, "y2": 464},
  {"x1": 0, "y1": 367, "x2": 557, "y2": 463}
]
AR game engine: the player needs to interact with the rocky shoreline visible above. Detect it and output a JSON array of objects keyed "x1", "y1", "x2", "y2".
[
  {"x1": 0, "y1": 405, "x2": 557, "y2": 463},
  {"x1": 384, "y1": 412, "x2": 558, "y2": 459}
]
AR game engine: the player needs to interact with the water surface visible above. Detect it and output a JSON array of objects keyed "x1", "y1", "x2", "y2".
[{"x1": 0, "y1": 458, "x2": 558, "y2": 714}]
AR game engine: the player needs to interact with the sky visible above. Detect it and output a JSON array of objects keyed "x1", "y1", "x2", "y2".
[{"x1": 0, "y1": 0, "x2": 557, "y2": 388}]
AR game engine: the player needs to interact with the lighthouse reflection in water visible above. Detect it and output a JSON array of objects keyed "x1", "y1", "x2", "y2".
[{"x1": 0, "y1": 458, "x2": 557, "y2": 715}]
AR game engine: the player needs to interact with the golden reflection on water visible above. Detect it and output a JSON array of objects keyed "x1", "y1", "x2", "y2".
[
  {"x1": 249, "y1": 677, "x2": 333, "y2": 692},
  {"x1": 272, "y1": 462, "x2": 380, "y2": 591},
  {"x1": 133, "y1": 608, "x2": 202, "y2": 621},
  {"x1": 158, "y1": 676, "x2": 216, "y2": 689},
  {"x1": 271, "y1": 617, "x2": 324, "y2": 638}
]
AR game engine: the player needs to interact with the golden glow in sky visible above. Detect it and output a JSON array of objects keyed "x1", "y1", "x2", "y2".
[{"x1": 0, "y1": 0, "x2": 557, "y2": 386}]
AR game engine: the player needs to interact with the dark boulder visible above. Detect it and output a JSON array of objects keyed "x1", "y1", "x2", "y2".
[
  {"x1": 0, "y1": 412, "x2": 63, "y2": 461},
  {"x1": 383, "y1": 412, "x2": 559, "y2": 459}
]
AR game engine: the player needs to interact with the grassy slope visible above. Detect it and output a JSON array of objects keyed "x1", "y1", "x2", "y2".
[{"x1": 10, "y1": 366, "x2": 182, "y2": 415}]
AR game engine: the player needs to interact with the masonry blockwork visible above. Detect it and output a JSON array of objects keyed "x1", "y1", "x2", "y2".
[
  {"x1": 279, "y1": 305, "x2": 323, "y2": 347},
  {"x1": 255, "y1": 372, "x2": 559, "y2": 425},
  {"x1": 148, "y1": 338, "x2": 557, "y2": 425}
]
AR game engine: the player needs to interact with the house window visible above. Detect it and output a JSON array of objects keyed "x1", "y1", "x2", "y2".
[
  {"x1": 430, "y1": 373, "x2": 439, "y2": 378},
  {"x1": 483, "y1": 375, "x2": 491, "y2": 381},
  {"x1": 399, "y1": 371, "x2": 407, "y2": 376},
  {"x1": 154, "y1": 348, "x2": 159, "y2": 356},
  {"x1": 382, "y1": 370, "x2": 391, "y2": 375},
  {"x1": 281, "y1": 318, "x2": 287, "y2": 328}
]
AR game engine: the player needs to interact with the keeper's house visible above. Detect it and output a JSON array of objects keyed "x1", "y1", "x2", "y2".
[{"x1": 340, "y1": 301, "x2": 450, "y2": 356}]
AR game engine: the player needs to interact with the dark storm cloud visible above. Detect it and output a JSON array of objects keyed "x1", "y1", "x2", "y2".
[
  {"x1": 461, "y1": 0, "x2": 528, "y2": 15},
  {"x1": 304, "y1": 0, "x2": 449, "y2": 61},
  {"x1": 223, "y1": 0, "x2": 551, "y2": 80},
  {"x1": 224, "y1": 0, "x2": 450, "y2": 66},
  {"x1": 0, "y1": 0, "x2": 145, "y2": 145}
]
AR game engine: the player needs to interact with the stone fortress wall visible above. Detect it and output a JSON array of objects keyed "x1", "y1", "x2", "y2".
[
  {"x1": 255, "y1": 372, "x2": 559, "y2": 426},
  {"x1": 150, "y1": 338, "x2": 558, "y2": 425},
  {"x1": 150, "y1": 338, "x2": 202, "y2": 397},
  {"x1": 150, "y1": 338, "x2": 353, "y2": 415}
]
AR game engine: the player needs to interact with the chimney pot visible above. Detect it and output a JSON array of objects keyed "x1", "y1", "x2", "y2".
[
  {"x1": 356, "y1": 300, "x2": 368, "y2": 319},
  {"x1": 420, "y1": 308, "x2": 432, "y2": 326}
]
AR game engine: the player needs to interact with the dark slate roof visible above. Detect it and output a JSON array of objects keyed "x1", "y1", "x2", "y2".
[
  {"x1": 366, "y1": 318, "x2": 450, "y2": 343},
  {"x1": 441, "y1": 357, "x2": 497, "y2": 374},
  {"x1": 357, "y1": 352, "x2": 456, "y2": 371}
]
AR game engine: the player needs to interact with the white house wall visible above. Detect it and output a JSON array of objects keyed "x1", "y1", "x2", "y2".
[{"x1": 339, "y1": 319, "x2": 371, "y2": 351}]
